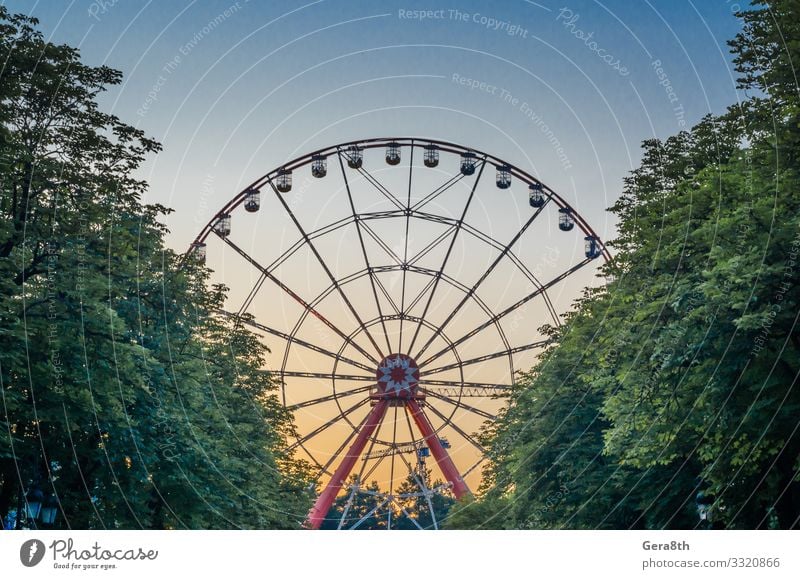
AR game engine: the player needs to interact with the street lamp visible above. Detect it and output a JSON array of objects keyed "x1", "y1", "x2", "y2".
[
  {"x1": 40, "y1": 495, "x2": 59, "y2": 525},
  {"x1": 23, "y1": 486, "x2": 58, "y2": 528},
  {"x1": 696, "y1": 490, "x2": 714, "y2": 523},
  {"x1": 25, "y1": 488, "x2": 44, "y2": 520}
]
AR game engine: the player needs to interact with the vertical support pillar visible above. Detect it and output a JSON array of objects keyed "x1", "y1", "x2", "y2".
[
  {"x1": 407, "y1": 399, "x2": 470, "y2": 499},
  {"x1": 306, "y1": 400, "x2": 388, "y2": 529}
]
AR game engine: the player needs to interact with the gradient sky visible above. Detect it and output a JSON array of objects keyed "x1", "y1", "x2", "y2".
[
  {"x1": 6, "y1": 0, "x2": 746, "y2": 247},
  {"x1": 4, "y1": 0, "x2": 748, "y2": 494}
]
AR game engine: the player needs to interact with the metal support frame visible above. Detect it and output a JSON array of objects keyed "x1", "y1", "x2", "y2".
[
  {"x1": 305, "y1": 395, "x2": 470, "y2": 529},
  {"x1": 307, "y1": 400, "x2": 389, "y2": 529},
  {"x1": 407, "y1": 399, "x2": 470, "y2": 499}
]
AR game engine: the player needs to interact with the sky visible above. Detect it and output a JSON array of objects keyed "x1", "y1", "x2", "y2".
[
  {"x1": 6, "y1": 0, "x2": 746, "y2": 247},
  {"x1": 4, "y1": 0, "x2": 748, "y2": 496}
]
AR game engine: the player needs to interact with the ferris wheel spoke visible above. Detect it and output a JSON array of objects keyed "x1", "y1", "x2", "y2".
[
  {"x1": 396, "y1": 143, "x2": 416, "y2": 353},
  {"x1": 371, "y1": 272, "x2": 402, "y2": 315},
  {"x1": 356, "y1": 424, "x2": 382, "y2": 482},
  {"x1": 504, "y1": 249, "x2": 560, "y2": 323},
  {"x1": 338, "y1": 152, "x2": 394, "y2": 354},
  {"x1": 224, "y1": 312, "x2": 375, "y2": 373},
  {"x1": 402, "y1": 403, "x2": 420, "y2": 448},
  {"x1": 412, "y1": 200, "x2": 551, "y2": 361},
  {"x1": 404, "y1": 275, "x2": 438, "y2": 314},
  {"x1": 424, "y1": 391, "x2": 494, "y2": 420},
  {"x1": 420, "y1": 257, "x2": 592, "y2": 367},
  {"x1": 268, "y1": 181, "x2": 386, "y2": 360},
  {"x1": 319, "y1": 405, "x2": 377, "y2": 478},
  {"x1": 359, "y1": 220, "x2": 404, "y2": 265},
  {"x1": 420, "y1": 340, "x2": 550, "y2": 376},
  {"x1": 410, "y1": 171, "x2": 467, "y2": 212},
  {"x1": 451, "y1": 218, "x2": 560, "y2": 326},
  {"x1": 407, "y1": 224, "x2": 457, "y2": 267},
  {"x1": 286, "y1": 397, "x2": 370, "y2": 453},
  {"x1": 280, "y1": 371, "x2": 375, "y2": 382},
  {"x1": 236, "y1": 270, "x2": 269, "y2": 319},
  {"x1": 297, "y1": 446, "x2": 327, "y2": 474},
  {"x1": 287, "y1": 385, "x2": 373, "y2": 411},
  {"x1": 303, "y1": 213, "x2": 357, "y2": 243},
  {"x1": 217, "y1": 233, "x2": 381, "y2": 366},
  {"x1": 353, "y1": 160, "x2": 406, "y2": 211},
  {"x1": 406, "y1": 159, "x2": 487, "y2": 355},
  {"x1": 462, "y1": 456, "x2": 487, "y2": 478},
  {"x1": 398, "y1": 265, "x2": 511, "y2": 357},
  {"x1": 236, "y1": 217, "x2": 358, "y2": 319},
  {"x1": 425, "y1": 404, "x2": 485, "y2": 453},
  {"x1": 405, "y1": 141, "x2": 415, "y2": 208}
]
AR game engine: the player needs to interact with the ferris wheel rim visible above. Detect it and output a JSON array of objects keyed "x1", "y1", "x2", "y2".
[{"x1": 190, "y1": 137, "x2": 610, "y2": 262}]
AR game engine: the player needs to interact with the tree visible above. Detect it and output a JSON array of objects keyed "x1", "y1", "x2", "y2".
[
  {"x1": 458, "y1": 0, "x2": 800, "y2": 530},
  {"x1": 0, "y1": 7, "x2": 312, "y2": 529}
]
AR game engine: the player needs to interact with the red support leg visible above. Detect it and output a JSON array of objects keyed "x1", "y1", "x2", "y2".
[
  {"x1": 306, "y1": 400, "x2": 388, "y2": 529},
  {"x1": 407, "y1": 399, "x2": 471, "y2": 499}
]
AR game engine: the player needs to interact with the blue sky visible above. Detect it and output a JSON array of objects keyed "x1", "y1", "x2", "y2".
[{"x1": 5, "y1": 0, "x2": 746, "y2": 249}]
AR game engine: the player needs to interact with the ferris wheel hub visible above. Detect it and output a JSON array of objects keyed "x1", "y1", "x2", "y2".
[{"x1": 375, "y1": 353, "x2": 420, "y2": 398}]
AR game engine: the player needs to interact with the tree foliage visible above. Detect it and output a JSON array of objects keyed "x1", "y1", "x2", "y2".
[
  {"x1": 0, "y1": 7, "x2": 312, "y2": 529},
  {"x1": 450, "y1": 0, "x2": 800, "y2": 530}
]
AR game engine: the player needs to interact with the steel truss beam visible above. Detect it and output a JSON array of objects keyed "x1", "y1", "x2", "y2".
[{"x1": 307, "y1": 400, "x2": 389, "y2": 529}]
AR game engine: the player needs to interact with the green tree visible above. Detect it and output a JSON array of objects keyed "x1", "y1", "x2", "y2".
[
  {"x1": 0, "y1": 7, "x2": 312, "y2": 529},
  {"x1": 458, "y1": 0, "x2": 800, "y2": 530}
]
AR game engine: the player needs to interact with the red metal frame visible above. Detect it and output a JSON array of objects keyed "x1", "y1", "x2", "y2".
[
  {"x1": 305, "y1": 397, "x2": 470, "y2": 529},
  {"x1": 407, "y1": 399, "x2": 470, "y2": 499},
  {"x1": 306, "y1": 400, "x2": 388, "y2": 529}
]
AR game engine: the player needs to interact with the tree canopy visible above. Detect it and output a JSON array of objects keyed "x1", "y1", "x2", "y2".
[
  {"x1": 0, "y1": 7, "x2": 312, "y2": 529},
  {"x1": 448, "y1": 0, "x2": 800, "y2": 530}
]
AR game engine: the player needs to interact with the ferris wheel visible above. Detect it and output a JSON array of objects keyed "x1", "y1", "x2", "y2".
[{"x1": 189, "y1": 137, "x2": 608, "y2": 529}]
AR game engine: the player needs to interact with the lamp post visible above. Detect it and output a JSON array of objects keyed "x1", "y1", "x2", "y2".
[
  {"x1": 40, "y1": 494, "x2": 59, "y2": 525},
  {"x1": 696, "y1": 490, "x2": 714, "y2": 526},
  {"x1": 25, "y1": 488, "x2": 44, "y2": 521},
  {"x1": 21, "y1": 485, "x2": 58, "y2": 529}
]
